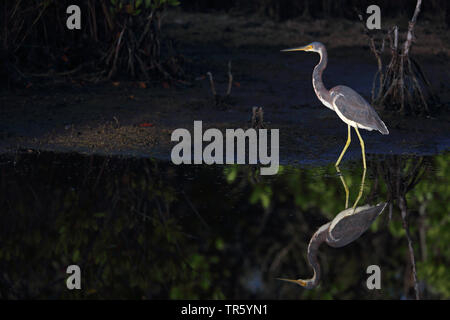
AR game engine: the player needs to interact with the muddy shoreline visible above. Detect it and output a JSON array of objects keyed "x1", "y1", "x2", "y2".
[{"x1": 1, "y1": 11, "x2": 449, "y2": 165}]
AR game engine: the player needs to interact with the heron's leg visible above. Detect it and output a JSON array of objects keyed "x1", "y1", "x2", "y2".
[
  {"x1": 354, "y1": 126, "x2": 367, "y2": 169},
  {"x1": 352, "y1": 168, "x2": 367, "y2": 211},
  {"x1": 335, "y1": 125, "x2": 351, "y2": 167},
  {"x1": 336, "y1": 166, "x2": 349, "y2": 209}
]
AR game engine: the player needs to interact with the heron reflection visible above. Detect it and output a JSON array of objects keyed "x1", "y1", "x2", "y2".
[
  {"x1": 337, "y1": 167, "x2": 367, "y2": 210},
  {"x1": 278, "y1": 168, "x2": 385, "y2": 289}
]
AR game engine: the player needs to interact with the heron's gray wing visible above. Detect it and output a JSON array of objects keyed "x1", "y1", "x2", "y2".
[
  {"x1": 331, "y1": 86, "x2": 388, "y2": 134},
  {"x1": 327, "y1": 202, "x2": 387, "y2": 248}
]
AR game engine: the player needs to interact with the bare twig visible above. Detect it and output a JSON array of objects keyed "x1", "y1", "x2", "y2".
[
  {"x1": 138, "y1": 10, "x2": 154, "y2": 48},
  {"x1": 393, "y1": 26, "x2": 398, "y2": 50},
  {"x1": 382, "y1": 156, "x2": 423, "y2": 300},
  {"x1": 252, "y1": 107, "x2": 265, "y2": 129},
  {"x1": 181, "y1": 190, "x2": 210, "y2": 231},
  {"x1": 403, "y1": 0, "x2": 422, "y2": 56},
  {"x1": 399, "y1": 196, "x2": 420, "y2": 300},
  {"x1": 135, "y1": 54, "x2": 150, "y2": 81},
  {"x1": 14, "y1": 2, "x2": 48, "y2": 53},
  {"x1": 27, "y1": 64, "x2": 85, "y2": 77},
  {"x1": 108, "y1": 25, "x2": 126, "y2": 79},
  {"x1": 269, "y1": 240, "x2": 296, "y2": 273},
  {"x1": 206, "y1": 72, "x2": 217, "y2": 97},
  {"x1": 357, "y1": 13, "x2": 385, "y2": 101},
  {"x1": 100, "y1": 0, "x2": 114, "y2": 31},
  {"x1": 226, "y1": 61, "x2": 233, "y2": 96}
]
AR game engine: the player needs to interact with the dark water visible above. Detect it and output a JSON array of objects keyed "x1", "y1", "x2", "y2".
[{"x1": 0, "y1": 151, "x2": 448, "y2": 299}]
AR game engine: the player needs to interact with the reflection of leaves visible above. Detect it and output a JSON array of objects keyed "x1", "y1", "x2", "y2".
[
  {"x1": 72, "y1": 250, "x2": 80, "y2": 263},
  {"x1": 215, "y1": 238, "x2": 225, "y2": 251},
  {"x1": 250, "y1": 184, "x2": 272, "y2": 209},
  {"x1": 1, "y1": 152, "x2": 448, "y2": 299},
  {"x1": 388, "y1": 220, "x2": 406, "y2": 238},
  {"x1": 380, "y1": 153, "x2": 450, "y2": 298},
  {"x1": 418, "y1": 262, "x2": 450, "y2": 297},
  {"x1": 224, "y1": 165, "x2": 238, "y2": 183}
]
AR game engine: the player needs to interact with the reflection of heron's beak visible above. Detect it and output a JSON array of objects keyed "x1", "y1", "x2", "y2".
[
  {"x1": 281, "y1": 45, "x2": 312, "y2": 52},
  {"x1": 276, "y1": 278, "x2": 307, "y2": 287}
]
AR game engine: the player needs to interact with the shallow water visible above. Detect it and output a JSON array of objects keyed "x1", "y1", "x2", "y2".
[{"x1": 0, "y1": 151, "x2": 448, "y2": 299}]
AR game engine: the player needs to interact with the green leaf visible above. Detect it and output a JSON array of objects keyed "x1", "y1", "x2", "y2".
[
  {"x1": 215, "y1": 238, "x2": 225, "y2": 250},
  {"x1": 59, "y1": 226, "x2": 66, "y2": 234},
  {"x1": 225, "y1": 166, "x2": 238, "y2": 183},
  {"x1": 72, "y1": 249, "x2": 80, "y2": 262},
  {"x1": 260, "y1": 193, "x2": 270, "y2": 209}
]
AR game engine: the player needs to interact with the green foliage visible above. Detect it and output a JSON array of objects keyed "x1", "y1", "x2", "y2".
[
  {"x1": 224, "y1": 165, "x2": 238, "y2": 183},
  {"x1": 249, "y1": 184, "x2": 272, "y2": 210},
  {"x1": 109, "y1": 0, "x2": 180, "y2": 15},
  {"x1": 409, "y1": 154, "x2": 450, "y2": 298}
]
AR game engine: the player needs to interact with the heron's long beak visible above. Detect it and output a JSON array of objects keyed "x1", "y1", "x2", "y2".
[
  {"x1": 276, "y1": 278, "x2": 308, "y2": 287},
  {"x1": 281, "y1": 45, "x2": 313, "y2": 52}
]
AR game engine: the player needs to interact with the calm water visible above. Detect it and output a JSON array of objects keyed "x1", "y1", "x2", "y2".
[{"x1": 0, "y1": 151, "x2": 448, "y2": 299}]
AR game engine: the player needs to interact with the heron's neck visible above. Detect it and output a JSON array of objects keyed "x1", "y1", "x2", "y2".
[
  {"x1": 313, "y1": 49, "x2": 332, "y2": 109},
  {"x1": 304, "y1": 222, "x2": 329, "y2": 288}
]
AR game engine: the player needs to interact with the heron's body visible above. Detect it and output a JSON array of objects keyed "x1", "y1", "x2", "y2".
[{"x1": 282, "y1": 42, "x2": 389, "y2": 168}]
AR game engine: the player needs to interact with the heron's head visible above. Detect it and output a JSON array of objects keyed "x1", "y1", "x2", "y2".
[{"x1": 281, "y1": 42, "x2": 325, "y2": 54}]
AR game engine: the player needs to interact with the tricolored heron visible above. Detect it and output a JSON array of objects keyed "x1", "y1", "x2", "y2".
[
  {"x1": 278, "y1": 202, "x2": 387, "y2": 289},
  {"x1": 282, "y1": 42, "x2": 389, "y2": 168}
]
